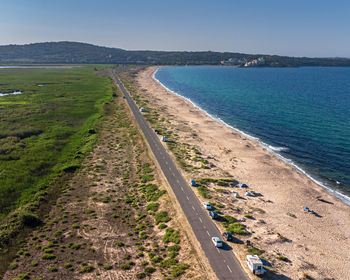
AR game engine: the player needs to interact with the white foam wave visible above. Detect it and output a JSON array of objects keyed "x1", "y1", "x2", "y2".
[{"x1": 152, "y1": 67, "x2": 350, "y2": 205}]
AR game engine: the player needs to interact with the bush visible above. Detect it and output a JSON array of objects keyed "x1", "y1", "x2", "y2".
[
  {"x1": 48, "y1": 266, "x2": 58, "y2": 272},
  {"x1": 247, "y1": 247, "x2": 265, "y2": 256},
  {"x1": 226, "y1": 223, "x2": 247, "y2": 235},
  {"x1": 9, "y1": 262, "x2": 18, "y2": 269},
  {"x1": 136, "y1": 272, "x2": 146, "y2": 279},
  {"x1": 80, "y1": 265, "x2": 94, "y2": 273},
  {"x1": 277, "y1": 255, "x2": 289, "y2": 262},
  {"x1": 104, "y1": 264, "x2": 113, "y2": 270},
  {"x1": 160, "y1": 258, "x2": 177, "y2": 268},
  {"x1": 244, "y1": 214, "x2": 254, "y2": 219},
  {"x1": 151, "y1": 256, "x2": 163, "y2": 263},
  {"x1": 144, "y1": 266, "x2": 156, "y2": 274},
  {"x1": 64, "y1": 263, "x2": 72, "y2": 269},
  {"x1": 197, "y1": 186, "x2": 212, "y2": 199},
  {"x1": 158, "y1": 223, "x2": 167, "y2": 229},
  {"x1": 155, "y1": 211, "x2": 171, "y2": 224},
  {"x1": 120, "y1": 263, "x2": 130, "y2": 270},
  {"x1": 115, "y1": 241, "x2": 124, "y2": 247},
  {"x1": 171, "y1": 263, "x2": 190, "y2": 277},
  {"x1": 146, "y1": 203, "x2": 159, "y2": 212},
  {"x1": 222, "y1": 215, "x2": 237, "y2": 225},
  {"x1": 42, "y1": 253, "x2": 56, "y2": 260},
  {"x1": 163, "y1": 228, "x2": 180, "y2": 244}
]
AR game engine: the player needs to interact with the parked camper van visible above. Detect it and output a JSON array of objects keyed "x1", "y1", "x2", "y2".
[{"x1": 246, "y1": 255, "x2": 265, "y2": 275}]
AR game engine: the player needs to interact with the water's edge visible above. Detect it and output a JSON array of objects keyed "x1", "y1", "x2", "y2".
[{"x1": 152, "y1": 67, "x2": 350, "y2": 205}]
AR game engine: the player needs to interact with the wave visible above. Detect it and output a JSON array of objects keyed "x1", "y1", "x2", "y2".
[{"x1": 152, "y1": 67, "x2": 350, "y2": 205}]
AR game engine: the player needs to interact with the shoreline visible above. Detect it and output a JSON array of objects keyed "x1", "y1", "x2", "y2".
[
  {"x1": 152, "y1": 67, "x2": 350, "y2": 206},
  {"x1": 137, "y1": 66, "x2": 350, "y2": 279}
]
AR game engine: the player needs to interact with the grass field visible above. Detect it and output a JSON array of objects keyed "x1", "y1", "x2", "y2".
[{"x1": 0, "y1": 66, "x2": 113, "y2": 241}]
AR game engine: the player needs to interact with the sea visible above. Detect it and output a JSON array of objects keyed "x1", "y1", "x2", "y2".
[{"x1": 154, "y1": 66, "x2": 350, "y2": 204}]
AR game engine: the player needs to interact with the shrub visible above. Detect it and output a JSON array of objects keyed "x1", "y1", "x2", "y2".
[
  {"x1": 197, "y1": 186, "x2": 212, "y2": 199},
  {"x1": 16, "y1": 273, "x2": 30, "y2": 279},
  {"x1": 31, "y1": 261, "x2": 39, "y2": 267},
  {"x1": 102, "y1": 197, "x2": 110, "y2": 203},
  {"x1": 64, "y1": 263, "x2": 72, "y2": 269},
  {"x1": 140, "y1": 231, "x2": 148, "y2": 239},
  {"x1": 141, "y1": 261, "x2": 149, "y2": 266},
  {"x1": 158, "y1": 223, "x2": 167, "y2": 229},
  {"x1": 277, "y1": 255, "x2": 289, "y2": 262},
  {"x1": 226, "y1": 223, "x2": 247, "y2": 235},
  {"x1": 48, "y1": 266, "x2": 58, "y2": 272},
  {"x1": 115, "y1": 241, "x2": 124, "y2": 247},
  {"x1": 222, "y1": 215, "x2": 237, "y2": 225},
  {"x1": 80, "y1": 265, "x2": 94, "y2": 273},
  {"x1": 160, "y1": 258, "x2": 177, "y2": 268},
  {"x1": 155, "y1": 211, "x2": 171, "y2": 224},
  {"x1": 104, "y1": 265, "x2": 113, "y2": 270},
  {"x1": 171, "y1": 263, "x2": 190, "y2": 277},
  {"x1": 144, "y1": 266, "x2": 156, "y2": 274},
  {"x1": 216, "y1": 203, "x2": 225, "y2": 208},
  {"x1": 9, "y1": 263, "x2": 18, "y2": 269},
  {"x1": 163, "y1": 228, "x2": 180, "y2": 244},
  {"x1": 151, "y1": 256, "x2": 163, "y2": 263},
  {"x1": 70, "y1": 244, "x2": 81, "y2": 250},
  {"x1": 120, "y1": 263, "x2": 130, "y2": 270},
  {"x1": 42, "y1": 253, "x2": 56, "y2": 260},
  {"x1": 247, "y1": 247, "x2": 265, "y2": 256},
  {"x1": 244, "y1": 214, "x2": 254, "y2": 219},
  {"x1": 168, "y1": 244, "x2": 181, "y2": 253},
  {"x1": 146, "y1": 203, "x2": 159, "y2": 212},
  {"x1": 136, "y1": 272, "x2": 146, "y2": 279},
  {"x1": 140, "y1": 174, "x2": 154, "y2": 183}
]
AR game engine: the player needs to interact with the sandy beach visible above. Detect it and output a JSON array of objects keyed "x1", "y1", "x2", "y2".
[{"x1": 133, "y1": 66, "x2": 350, "y2": 279}]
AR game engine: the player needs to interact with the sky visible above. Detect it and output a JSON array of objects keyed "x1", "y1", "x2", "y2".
[{"x1": 1, "y1": 0, "x2": 350, "y2": 57}]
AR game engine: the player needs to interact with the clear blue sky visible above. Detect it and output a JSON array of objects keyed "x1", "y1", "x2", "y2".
[{"x1": 1, "y1": 0, "x2": 349, "y2": 57}]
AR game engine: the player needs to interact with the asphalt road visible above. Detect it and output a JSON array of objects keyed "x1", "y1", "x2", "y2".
[{"x1": 113, "y1": 71, "x2": 249, "y2": 280}]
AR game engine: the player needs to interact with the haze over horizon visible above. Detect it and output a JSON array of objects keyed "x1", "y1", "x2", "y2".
[{"x1": 1, "y1": 0, "x2": 350, "y2": 58}]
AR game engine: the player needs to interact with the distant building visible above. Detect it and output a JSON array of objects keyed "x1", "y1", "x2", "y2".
[{"x1": 243, "y1": 57, "x2": 265, "y2": 67}]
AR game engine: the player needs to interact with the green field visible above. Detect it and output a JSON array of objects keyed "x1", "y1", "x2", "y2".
[{"x1": 0, "y1": 66, "x2": 113, "y2": 222}]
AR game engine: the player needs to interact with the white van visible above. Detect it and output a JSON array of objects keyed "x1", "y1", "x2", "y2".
[{"x1": 246, "y1": 255, "x2": 265, "y2": 275}]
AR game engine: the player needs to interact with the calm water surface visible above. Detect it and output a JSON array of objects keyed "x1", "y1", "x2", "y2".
[{"x1": 155, "y1": 66, "x2": 350, "y2": 202}]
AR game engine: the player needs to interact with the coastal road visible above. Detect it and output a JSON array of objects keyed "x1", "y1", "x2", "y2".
[{"x1": 112, "y1": 70, "x2": 249, "y2": 280}]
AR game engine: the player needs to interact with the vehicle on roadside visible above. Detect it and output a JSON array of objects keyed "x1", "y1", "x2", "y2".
[
  {"x1": 202, "y1": 202, "x2": 212, "y2": 210},
  {"x1": 212, "y1": 237, "x2": 223, "y2": 248},
  {"x1": 222, "y1": 231, "x2": 233, "y2": 241},
  {"x1": 209, "y1": 211, "x2": 218, "y2": 219},
  {"x1": 246, "y1": 255, "x2": 265, "y2": 275}
]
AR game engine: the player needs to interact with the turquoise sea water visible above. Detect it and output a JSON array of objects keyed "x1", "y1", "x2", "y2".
[{"x1": 154, "y1": 66, "x2": 350, "y2": 203}]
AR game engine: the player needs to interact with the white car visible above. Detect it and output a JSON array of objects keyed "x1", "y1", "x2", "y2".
[
  {"x1": 202, "y1": 202, "x2": 212, "y2": 210},
  {"x1": 212, "y1": 237, "x2": 223, "y2": 248}
]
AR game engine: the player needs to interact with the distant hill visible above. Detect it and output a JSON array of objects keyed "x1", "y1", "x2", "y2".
[{"x1": 1, "y1": 41, "x2": 350, "y2": 67}]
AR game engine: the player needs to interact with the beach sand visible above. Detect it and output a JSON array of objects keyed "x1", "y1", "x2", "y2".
[{"x1": 134, "y1": 66, "x2": 350, "y2": 279}]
